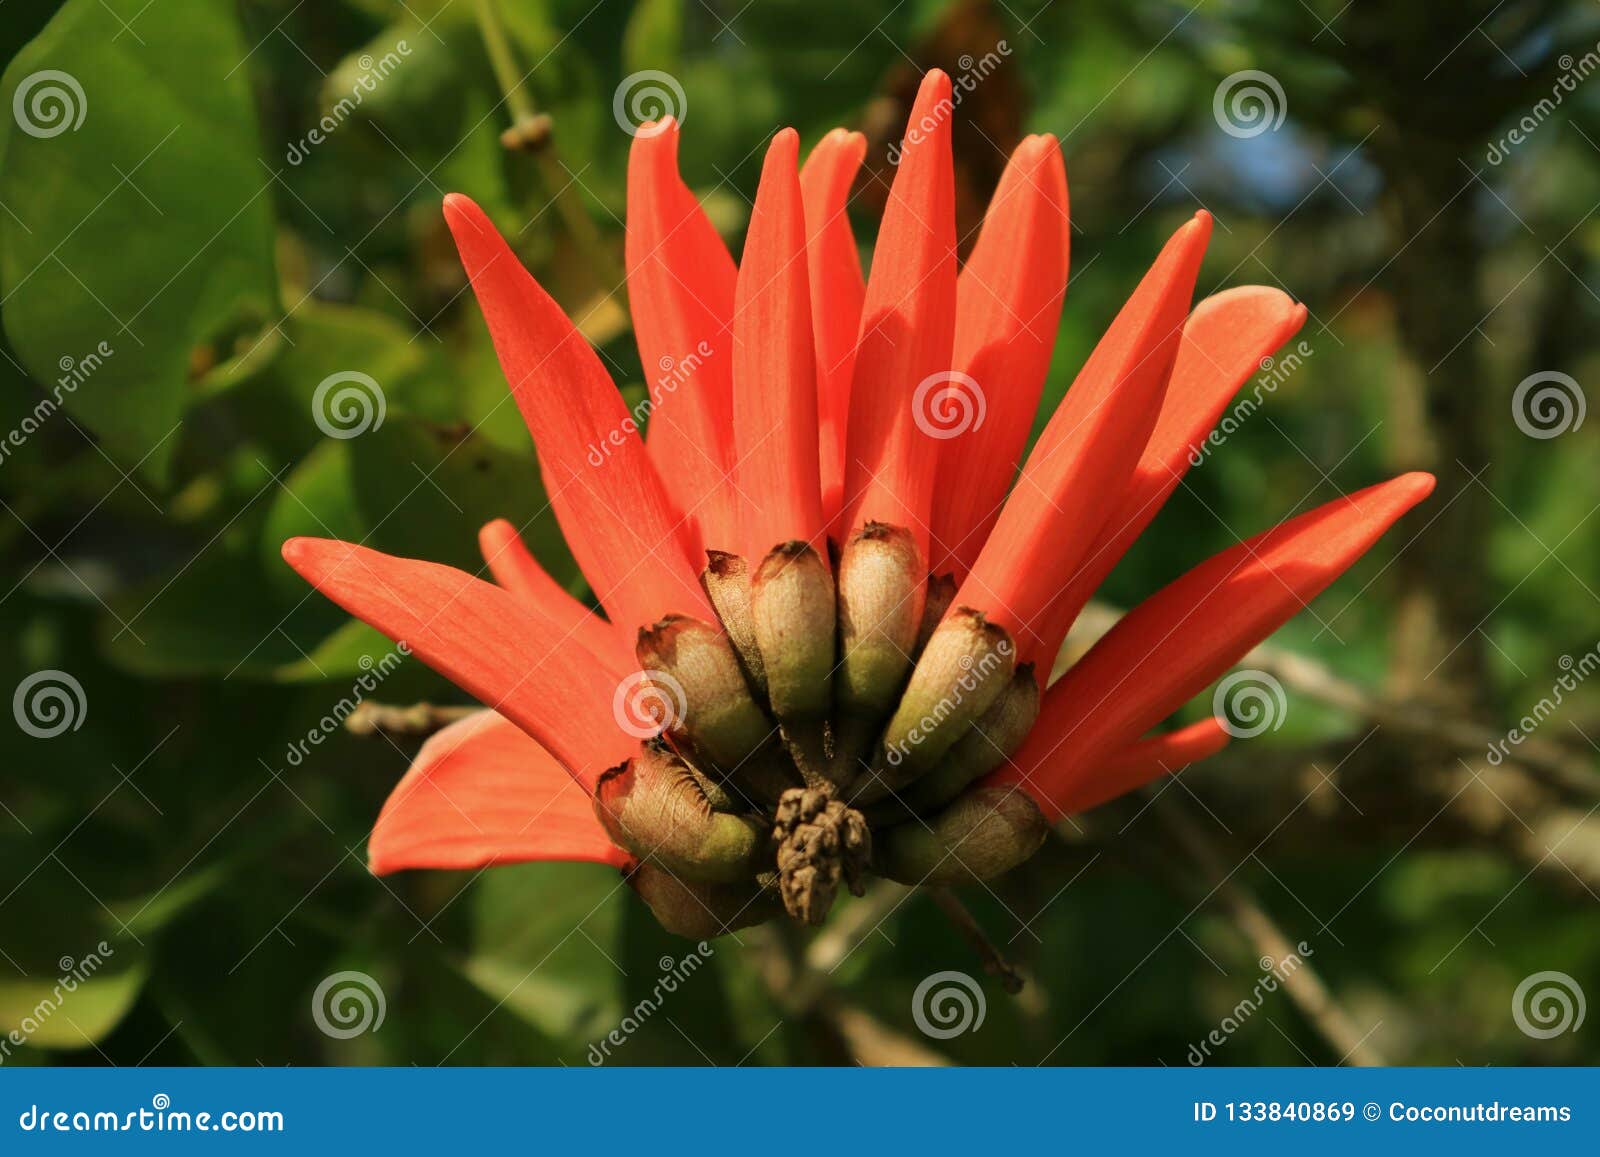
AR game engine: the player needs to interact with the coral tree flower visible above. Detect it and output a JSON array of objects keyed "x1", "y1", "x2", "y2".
[{"x1": 282, "y1": 70, "x2": 1433, "y2": 939}]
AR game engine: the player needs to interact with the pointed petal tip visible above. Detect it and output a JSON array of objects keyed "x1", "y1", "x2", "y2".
[
  {"x1": 767, "y1": 126, "x2": 801, "y2": 165},
  {"x1": 822, "y1": 126, "x2": 868, "y2": 157}
]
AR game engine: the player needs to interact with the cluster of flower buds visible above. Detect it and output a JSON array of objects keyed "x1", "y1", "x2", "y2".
[{"x1": 602, "y1": 526, "x2": 1050, "y2": 936}]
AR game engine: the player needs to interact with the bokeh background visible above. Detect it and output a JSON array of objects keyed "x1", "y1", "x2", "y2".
[{"x1": 1, "y1": 0, "x2": 1597, "y2": 1066}]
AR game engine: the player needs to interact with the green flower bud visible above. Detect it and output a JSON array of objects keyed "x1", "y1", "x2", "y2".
[
  {"x1": 860, "y1": 608, "x2": 1016, "y2": 802},
  {"x1": 874, "y1": 785, "x2": 1048, "y2": 885},
  {"x1": 595, "y1": 742, "x2": 768, "y2": 881},
  {"x1": 626, "y1": 862, "x2": 782, "y2": 939},
  {"x1": 750, "y1": 542, "x2": 836, "y2": 723}
]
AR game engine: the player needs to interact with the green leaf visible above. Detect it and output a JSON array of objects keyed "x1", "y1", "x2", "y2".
[
  {"x1": 0, "y1": 0, "x2": 277, "y2": 481},
  {"x1": 0, "y1": 954, "x2": 146, "y2": 1051},
  {"x1": 459, "y1": 862, "x2": 629, "y2": 1049}
]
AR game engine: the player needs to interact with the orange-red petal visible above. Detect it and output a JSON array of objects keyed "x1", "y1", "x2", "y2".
[
  {"x1": 840, "y1": 70, "x2": 958, "y2": 554},
  {"x1": 1055, "y1": 717, "x2": 1232, "y2": 816},
  {"x1": 443, "y1": 193, "x2": 710, "y2": 631},
  {"x1": 477, "y1": 519, "x2": 634, "y2": 674},
  {"x1": 957, "y1": 213, "x2": 1212, "y2": 667},
  {"x1": 625, "y1": 120, "x2": 740, "y2": 555},
  {"x1": 992, "y1": 472, "x2": 1435, "y2": 819},
  {"x1": 930, "y1": 134, "x2": 1070, "y2": 579},
  {"x1": 282, "y1": 536, "x2": 634, "y2": 790},
  {"x1": 733, "y1": 128, "x2": 825, "y2": 558},
  {"x1": 369, "y1": 710, "x2": 631, "y2": 875},
  {"x1": 800, "y1": 128, "x2": 867, "y2": 528},
  {"x1": 1045, "y1": 287, "x2": 1308, "y2": 636}
]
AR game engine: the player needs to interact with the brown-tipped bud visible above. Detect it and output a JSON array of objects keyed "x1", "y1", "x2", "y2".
[
  {"x1": 749, "y1": 542, "x2": 835, "y2": 723},
  {"x1": 635, "y1": 614, "x2": 773, "y2": 775},
  {"x1": 626, "y1": 863, "x2": 783, "y2": 939},
  {"x1": 594, "y1": 743, "x2": 767, "y2": 882},
  {"x1": 868, "y1": 608, "x2": 1016, "y2": 798},
  {"x1": 701, "y1": 551, "x2": 767, "y2": 696},
  {"x1": 836, "y1": 523, "x2": 925, "y2": 718},
  {"x1": 916, "y1": 572, "x2": 958, "y2": 655},
  {"x1": 874, "y1": 785, "x2": 1048, "y2": 885},
  {"x1": 900, "y1": 665, "x2": 1041, "y2": 814}
]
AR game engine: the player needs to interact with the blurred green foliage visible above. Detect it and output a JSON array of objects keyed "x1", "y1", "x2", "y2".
[{"x1": 1, "y1": 0, "x2": 1597, "y2": 1066}]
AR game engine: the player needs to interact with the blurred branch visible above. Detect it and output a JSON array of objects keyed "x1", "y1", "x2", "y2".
[
  {"x1": 927, "y1": 887, "x2": 1025, "y2": 994},
  {"x1": 748, "y1": 897, "x2": 953, "y2": 1066},
  {"x1": 344, "y1": 700, "x2": 478, "y2": 739},
  {"x1": 1075, "y1": 603, "x2": 1600, "y2": 802},
  {"x1": 1152, "y1": 797, "x2": 1389, "y2": 1066},
  {"x1": 473, "y1": 0, "x2": 622, "y2": 290}
]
